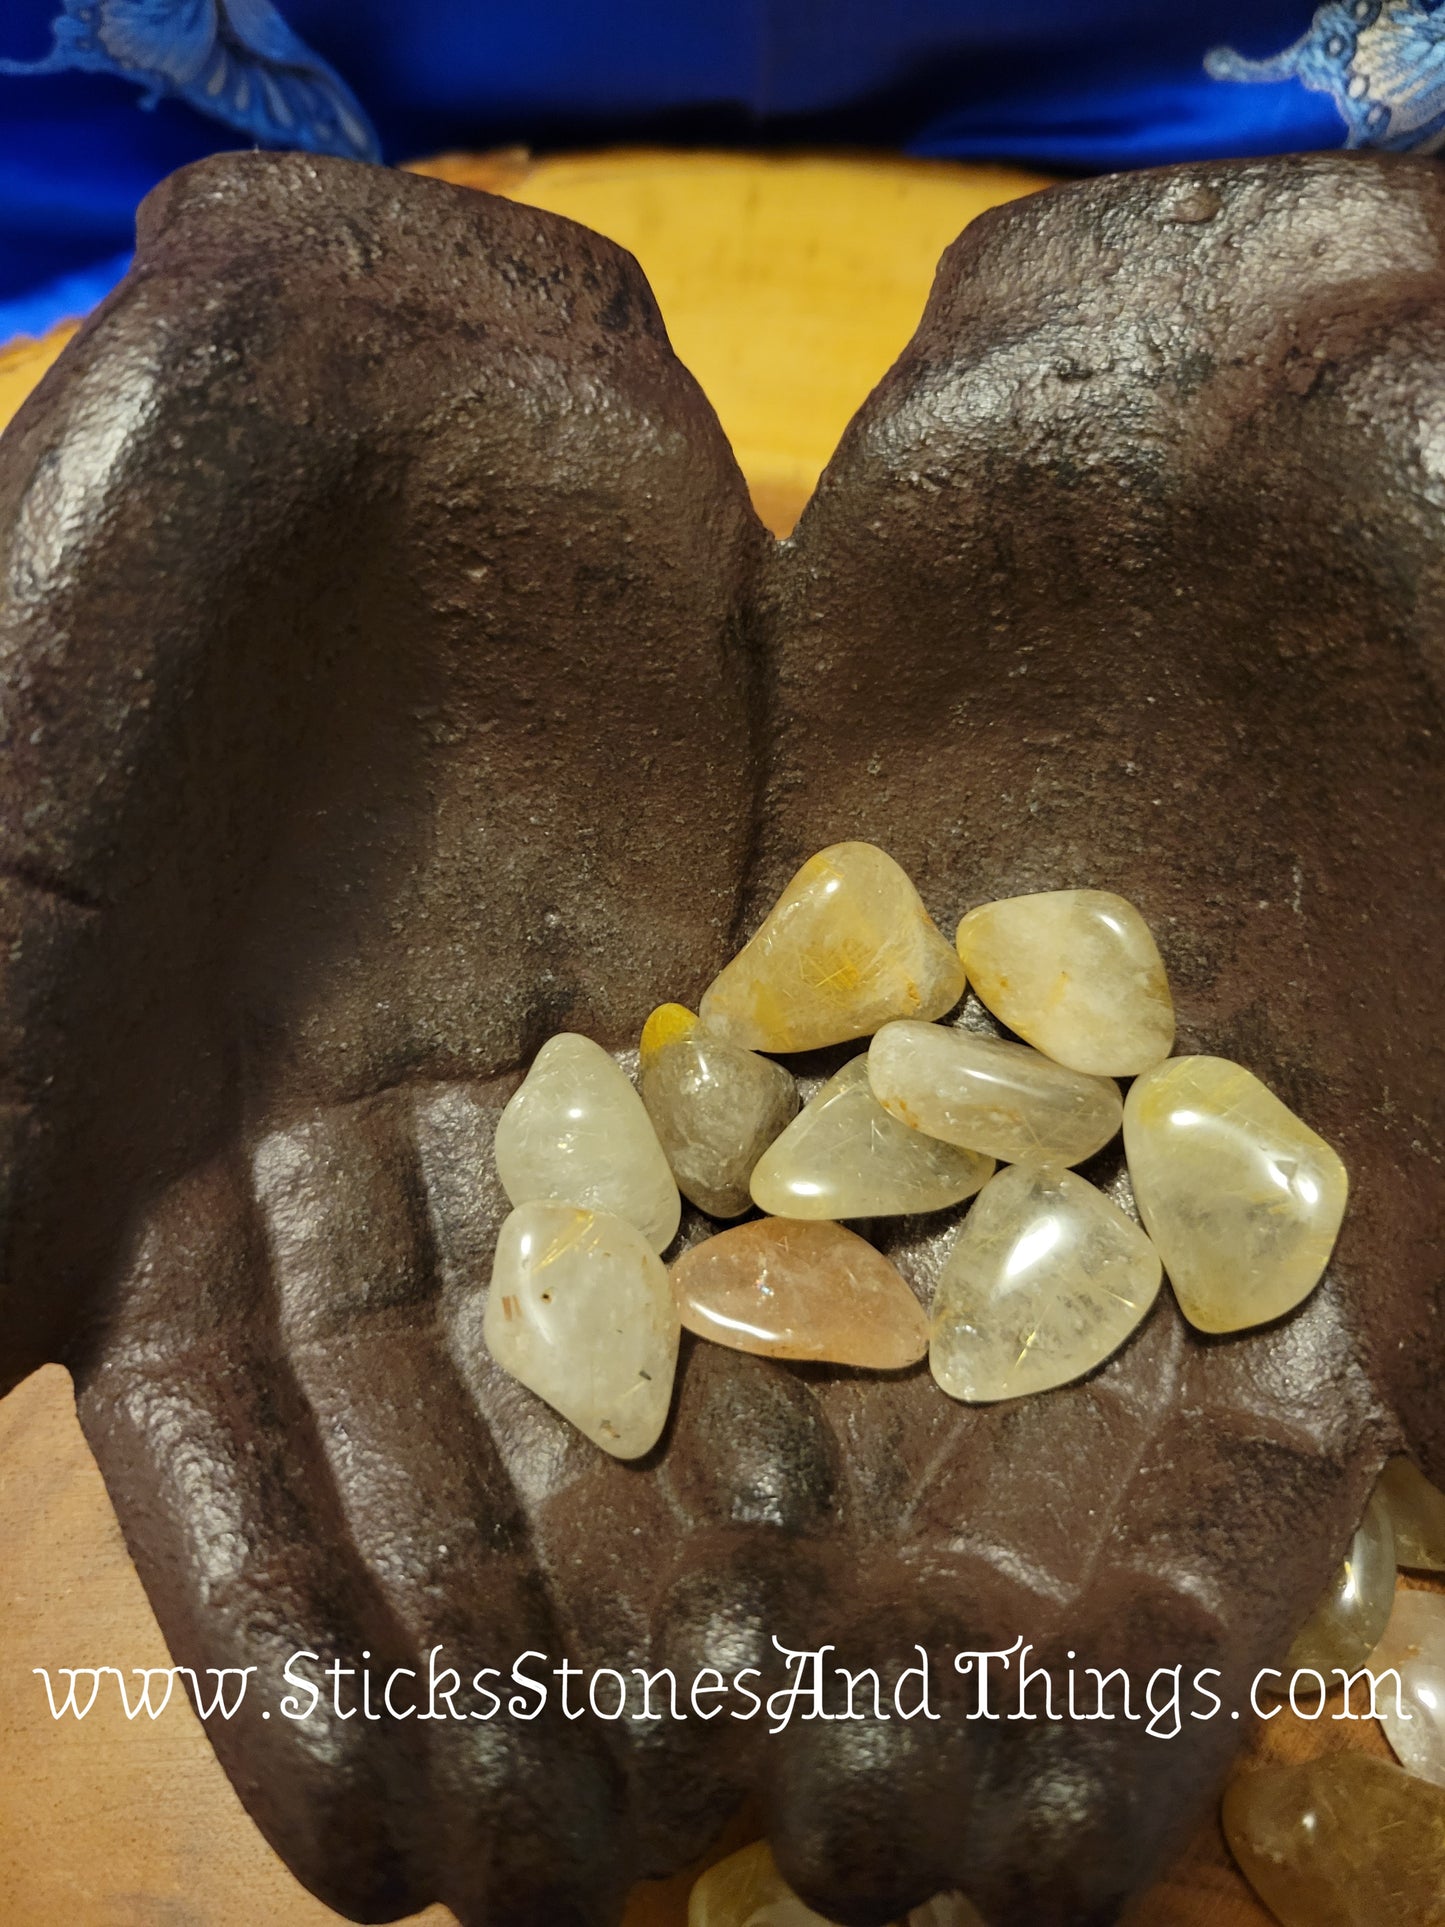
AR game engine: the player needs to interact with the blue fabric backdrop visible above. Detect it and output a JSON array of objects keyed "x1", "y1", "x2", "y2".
[{"x1": 0, "y1": 2, "x2": 1377, "y2": 340}]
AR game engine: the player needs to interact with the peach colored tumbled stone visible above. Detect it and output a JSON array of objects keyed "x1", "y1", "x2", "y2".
[
  {"x1": 688, "y1": 1840, "x2": 983, "y2": 1927},
  {"x1": 955, "y1": 888, "x2": 1175, "y2": 1076},
  {"x1": 1222, "y1": 1754, "x2": 1445, "y2": 1926},
  {"x1": 698, "y1": 842, "x2": 966, "y2": 1052},
  {"x1": 1379, "y1": 1457, "x2": 1445, "y2": 1572},
  {"x1": 671, "y1": 1218, "x2": 927, "y2": 1368}
]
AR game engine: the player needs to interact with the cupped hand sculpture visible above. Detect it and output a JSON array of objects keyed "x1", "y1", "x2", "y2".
[{"x1": 0, "y1": 151, "x2": 1441, "y2": 1927}]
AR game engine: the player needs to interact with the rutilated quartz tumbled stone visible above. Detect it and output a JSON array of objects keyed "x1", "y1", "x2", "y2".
[
  {"x1": 868, "y1": 1019, "x2": 1123, "y2": 1166},
  {"x1": 484, "y1": 1201, "x2": 680, "y2": 1459},
  {"x1": 494, "y1": 1031, "x2": 681, "y2": 1252},
  {"x1": 1123, "y1": 1055, "x2": 1348, "y2": 1334},
  {"x1": 639, "y1": 1003, "x2": 799, "y2": 1218},
  {"x1": 670, "y1": 1217, "x2": 928, "y2": 1369},
  {"x1": 698, "y1": 841, "x2": 966, "y2": 1052},
  {"x1": 929, "y1": 1159, "x2": 1162, "y2": 1403},
  {"x1": 955, "y1": 887, "x2": 1175, "y2": 1076},
  {"x1": 750, "y1": 1054, "x2": 992, "y2": 1219},
  {"x1": 1379, "y1": 1457, "x2": 1445, "y2": 1572},
  {"x1": 1222, "y1": 1754, "x2": 1445, "y2": 1927},
  {"x1": 687, "y1": 1840, "x2": 983, "y2": 1926},
  {"x1": 1372, "y1": 1588, "x2": 1445, "y2": 1788},
  {"x1": 1284, "y1": 1486, "x2": 1396, "y2": 1679}
]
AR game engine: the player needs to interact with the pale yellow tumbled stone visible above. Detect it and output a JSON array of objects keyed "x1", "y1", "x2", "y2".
[
  {"x1": 1123, "y1": 1055, "x2": 1348, "y2": 1334},
  {"x1": 1285, "y1": 1488, "x2": 1397, "y2": 1679},
  {"x1": 670, "y1": 1217, "x2": 928, "y2": 1368},
  {"x1": 930, "y1": 1159, "x2": 1161, "y2": 1403},
  {"x1": 698, "y1": 842, "x2": 966, "y2": 1053},
  {"x1": 1222, "y1": 1753, "x2": 1445, "y2": 1927},
  {"x1": 640, "y1": 1019, "x2": 799, "y2": 1219},
  {"x1": 1371, "y1": 1588, "x2": 1445, "y2": 1789},
  {"x1": 955, "y1": 888, "x2": 1175, "y2": 1076},
  {"x1": 868, "y1": 1019, "x2": 1123, "y2": 1166},
  {"x1": 494, "y1": 1032, "x2": 681, "y2": 1252},
  {"x1": 1379, "y1": 1458, "x2": 1445, "y2": 1573},
  {"x1": 483, "y1": 1202, "x2": 680, "y2": 1458},
  {"x1": 688, "y1": 1841, "x2": 983, "y2": 1927},
  {"x1": 750, "y1": 1055, "x2": 992, "y2": 1219}
]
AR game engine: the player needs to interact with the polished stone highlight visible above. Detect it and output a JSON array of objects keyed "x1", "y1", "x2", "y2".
[
  {"x1": 687, "y1": 1841, "x2": 983, "y2": 1927},
  {"x1": 750, "y1": 1054, "x2": 992, "y2": 1219},
  {"x1": 930, "y1": 1160, "x2": 1161, "y2": 1402},
  {"x1": 698, "y1": 842, "x2": 966, "y2": 1052},
  {"x1": 1379, "y1": 1457, "x2": 1445, "y2": 1573},
  {"x1": 494, "y1": 1031, "x2": 681, "y2": 1252},
  {"x1": 1123, "y1": 1055, "x2": 1348, "y2": 1334},
  {"x1": 640, "y1": 1019, "x2": 799, "y2": 1219},
  {"x1": 868, "y1": 1019, "x2": 1123, "y2": 1166},
  {"x1": 484, "y1": 1201, "x2": 680, "y2": 1458},
  {"x1": 671, "y1": 1217, "x2": 928, "y2": 1368},
  {"x1": 1286, "y1": 1488, "x2": 1396, "y2": 1678},
  {"x1": 1372, "y1": 1588, "x2": 1445, "y2": 1788},
  {"x1": 1222, "y1": 1753, "x2": 1445, "y2": 1927},
  {"x1": 955, "y1": 888, "x2": 1175, "y2": 1076}
]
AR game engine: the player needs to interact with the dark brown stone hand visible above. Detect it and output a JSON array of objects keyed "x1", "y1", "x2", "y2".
[{"x1": 0, "y1": 149, "x2": 1439, "y2": 1927}]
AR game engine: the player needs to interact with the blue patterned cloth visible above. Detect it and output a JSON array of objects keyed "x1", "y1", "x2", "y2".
[{"x1": 0, "y1": 3, "x2": 1425, "y2": 343}]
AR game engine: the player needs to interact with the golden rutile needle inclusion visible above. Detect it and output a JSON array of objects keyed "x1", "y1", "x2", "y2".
[{"x1": 699, "y1": 842, "x2": 966, "y2": 1052}]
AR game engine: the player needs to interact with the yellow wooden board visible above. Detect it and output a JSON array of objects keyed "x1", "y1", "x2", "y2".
[{"x1": 0, "y1": 146, "x2": 1430, "y2": 1927}]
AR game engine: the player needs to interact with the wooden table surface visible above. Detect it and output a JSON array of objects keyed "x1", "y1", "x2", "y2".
[{"x1": 0, "y1": 146, "x2": 1431, "y2": 1927}]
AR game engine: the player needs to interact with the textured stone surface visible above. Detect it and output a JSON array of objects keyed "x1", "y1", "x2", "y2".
[
  {"x1": 954, "y1": 889, "x2": 1174, "y2": 1076},
  {"x1": 1380, "y1": 1459, "x2": 1445, "y2": 1573},
  {"x1": 495, "y1": 1032, "x2": 681, "y2": 1252},
  {"x1": 2, "y1": 149, "x2": 1444, "y2": 1927},
  {"x1": 670, "y1": 1218, "x2": 928, "y2": 1367},
  {"x1": 640, "y1": 1015, "x2": 798, "y2": 1219},
  {"x1": 868, "y1": 1020, "x2": 1123, "y2": 1166},
  {"x1": 689, "y1": 1842, "x2": 982, "y2": 1927},
  {"x1": 1124, "y1": 1055, "x2": 1348, "y2": 1334},
  {"x1": 699, "y1": 842, "x2": 966, "y2": 1052},
  {"x1": 1372, "y1": 1588, "x2": 1445, "y2": 1788},
  {"x1": 1222, "y1": 1754, "x2": 1445, "y2": 1926},
  {"x1": 930, "y1": 1160, "x2": 1162, "y2": 1404},
  {"x1": 1285, "y1": 1488, "x2": 1396, "y2": 1679},
  {"x1": 484, "y1": 1201, "x2": 680, "y2": 1458},
  {"x1": 750, "y1": 1055, "x2": 992, "y2": 1219}
]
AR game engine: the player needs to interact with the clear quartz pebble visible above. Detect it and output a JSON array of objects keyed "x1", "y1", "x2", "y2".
[
  {"x1": 1222, "y1": 1754, "x2": 1445, "y2": 1927},
  {"x1": 930, "y1": 1159, "x2": 1162, "y2": 1403},
  {"x1": 1123, "y1": 1055, "x2": 1349, "y2": 1333},
  {"x1": 867, "y1": 1019, "x2": 1123, "y2": 1166},
  {"x1": 750, "y1": 1054, "x2": 993, "y2": 1219},
  {"x1": 1371, "y1": 1588, "x2": 1445, "y2": 1788},
  {"x1": 639, "y1": 1003, "x2": 799, "y2": 1219},
  {"x1": 1379, "y1": 1458, "x2": 1445, "y2": 1572},
  {"x1": 687, "y1": 1840, "x2": 984, "y2": 1927},
  {"x1": 698, "y1": 842, "x2": 966, "y2": 1052},
  {"x1": 494, "y1": 1031, "x2": 681, "y2": 1252},
  {"x1": 1285, "y1": 1487, "x2": 1397, "y2": 1678},
  {"x1": 483, "y1": 1201, "x2": 680, "y2": 1459},
  {"x1": 670, "y1": 1217, "x2": 928, "y2": 1369},
  {"x1": 955, "y1": 887, "x2": 1175, "y2": 1076}
]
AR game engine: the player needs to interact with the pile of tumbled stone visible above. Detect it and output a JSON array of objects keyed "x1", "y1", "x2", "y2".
[{"x1": 485, "y1": 842, "x2": 1347, "y2": 1460}]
